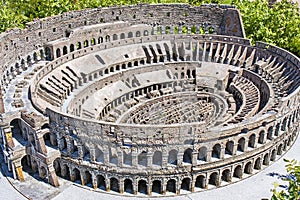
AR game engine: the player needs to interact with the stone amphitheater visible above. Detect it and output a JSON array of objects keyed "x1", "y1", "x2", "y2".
[{"x1": 0, "y1": 3, "x2": 299, "y2": 197}]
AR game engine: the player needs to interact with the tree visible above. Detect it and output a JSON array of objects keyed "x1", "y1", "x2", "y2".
[{"x1": 271, "y1": 159, "x2": 300, "y2": 200}]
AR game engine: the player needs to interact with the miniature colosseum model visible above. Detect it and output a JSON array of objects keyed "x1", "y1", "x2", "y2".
[{"x1": 0, "y1": 3, "x2": 300, "y2": 196}]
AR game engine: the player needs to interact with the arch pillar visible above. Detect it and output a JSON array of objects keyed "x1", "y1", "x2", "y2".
[
  {"x1": 177, "y1": 152, "x2": 184, "y2": 166},
  {"x1": 133, "y1": 179, "x2": 138, "y2": 195},
  {"x1": 106, "y1": 178, "x2": 110, "y2": 192},
  {"x1": 118, "y1": 151, "x2": 123, "y2": 167},
  {"x1": 131, "y1": 150, "x2": 138, "y2": 167},
  {"x1": 119, "y1": 178, "x2": 124, "y2": 194},
  {"x1": 232, "y1": 144, "x2": 238, "y2": 155},
  {"x1": 146, "y1": 152, "x2": 152, "y2": 168},
  {"x1": 220, "y1": 145, "x2": 225, "y2": 159},
  {"x1": 48, "y1": 165, "x2": 59, "y2": 187},
  {"x1": 147, "y1": 179, "x2": 152, "y2": 196},
  {"x1": 162, "y1": 179, "x2": 167, "y2": 195},
  {"x1": 92, "y1": 176, "x2": 98, "y2": 189},
  {"x1": 13, "y1": 159, "x2": 24, "y2": 181},
  {"x1": 192, "y1": 151, "x2": 198, "y2": 166}
]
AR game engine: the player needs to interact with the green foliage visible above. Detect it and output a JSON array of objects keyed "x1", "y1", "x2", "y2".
[
  {"x1": 271, "y1": 159, "x2": 300, "y2": 200},
  {"x1": 233, "y1": 0, "x2": 300, "y2": 57}
]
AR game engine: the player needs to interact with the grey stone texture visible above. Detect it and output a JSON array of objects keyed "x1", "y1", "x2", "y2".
[{"x1": 0, "y1": 3, "x2": 299, "y2": 198}]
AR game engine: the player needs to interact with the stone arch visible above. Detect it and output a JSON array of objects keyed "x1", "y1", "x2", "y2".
[
  {"x1": 181, "y1": 177, "x2": 191, "y2": 191},
  {"x1": 198, "y1": 146, "x2": 207, "y2": 161},
  {"x1": 70, "y1": 44, "x2": 75, "y2": 52},
  {"x1": 195, "y1": 175, "x2": 206, "y2": 188},
  {"x1": 212, "y1": 144, "x2": 221, "y2": 159},
  {"x1": 72, "y1": 168, "x2": 81, "y2": 184},
  {"x1": 128, "y1": 32, "x2": 133, "y2": 38},
  {"x1": 110, "y1": 177, "x2": 119, "y2": 192},
  {"x1": 124, "y1": 178, "x2": 133, "y2": 194},
  {"x1": 221, "y1": 169, "x2": 231, "y2": 182},
  {"x1": 91, "y1": 38, "x2": 96, "y2": 45},
  {"x1": 83, "y1": 40, "x2": 89, "y2": 47},
  {"x1": 152, "y1": 180, "x2": 162, "y2": 194},
  {"x1": 97, "y1": 174, "x2": 106, "y2": 190},
  {"x1": 233, "y1": 165, "x2": 242, "y2": 179},
  {"x1": 281, "y1": 117, "x2": 288, "y2": 131},
  {"x1": 166, "y1": 179, "x2": 176, "y2": 193},
  {"x1": 275, "y1": 123, "x2": 280, "y2": 136},
  {"x1": 21, "y1": 155, "x2": 33, "y2": 174},
  {"x1": 263, "y1": 153, "x2": 269, "y2": 165},
  {"x1": 277, "y1": 143, "x2": 283, "y2": 155},
  {"x1": 144, "y1": 30, "x2": 149, "y2": 36},
  {"x1": 10, "y1": 118, "x2": 26, "y2": 145},
  {"x1": 244, "y1": 161, "x2": 252, "y2": 174},
  {"x1": 63, "y1": 46, "x2": 68, "y2": 55},
  {"x1": 76, "y1": 42, "x2": 82, "y2": 50},
  {"x1": 120, "y1": 33, "x2": 125, "y2": 39},
  {"x1": 152, "y1": 150, "x2": 162, "y2": 167},
  {"x1": 113, "y1": 34, "x2": 118, "y2": 40},
  {"x1": 183, "y1": 148, "x2": 193, "y2": 164},
  {"x1": 248, "y1": 134, "x2": 256, "y2": 148},
  {"x1": 39, "y1": 166, "x2": 47, "y2": 179},
  {"x1": 270, "y1": 149, "x2": 276, "y2": 161},
  {"x1": 138, "y1": 151, "x2": 147, "y2": 167},
  {"x1": 56, "y1": 48, "x2": 61, "y2": 58},
  {"x1": 237, "y1": 137, "x2": 246, "y2": 152},
  {"x1": 45, "y1": 47, "x2": 52, "y2": 61},
  {"x1": 254, "y1": 157, "x2": 261, "y2": 170},
  {"x1": 258, "y1": 130, "x2": 265, "y2": 144},
  {"x1": 61, "y1": 164, "x2": 70, "y2": 180},
  {"x1": 136, "y1": 31, "x2": 141, "y2": 37},
  {"x1": 168, "y1": 149, "x2": 178, "y2": 165},
  {"x1": 53, "y1": 158, "x2": 61, "y2": 177},
  {"x1": 138, "y1": 179, "x2": 147, "y2": 194},
  {"x1": 98, "y1": 37, "x2": 103, "y2": 43},
  {"x1": 225, "y1": 141, "x2": 234, "y2": 155},
  {"x1": 209, "y1": 172, "x2": 219, "y2": 186},
  {"x1": 84, "y1": 171, "x2": 92, "y2": 187},
  {"x1": 105, "y1": 35, "x2": 110, "y2": 42},
  {"x1": 267, "y1": 126, "x2": 273, "y2": 140}
]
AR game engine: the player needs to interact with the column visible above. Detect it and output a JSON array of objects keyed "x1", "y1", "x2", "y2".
[{"x1": 48, "y1": 165, "x2": 59, "y2": 187}]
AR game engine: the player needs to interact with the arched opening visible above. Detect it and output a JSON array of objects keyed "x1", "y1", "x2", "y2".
[
  {"x1": 181, "y1": 177, "x2": 191, "y2": 191},
  {"x1": 233, "y1": 165, "x2": 242, "y2": 179},
  {"x1": 248, "y1": 134, "x2": 256, "y2": 148},
  {"x1": 38, "y1": 166, "x2": 47, "y2": 180},
  {"x1": 221, "y1": 169, "x2": 231, "y2": 182},
  {"x1": 72, "y1": 168, "x2": 81, "y2": 184},
  {"x1": 61, "y1": 164, "x2": 70, "y2": 180},
  {"x1": 110, "y1": 177, "x2": 119, "y2": 192},
  {"x1": 168, "y1": 149, "x2": 178, "y2": 165},
  {"x1": 105, "y1": 35, "x2": 110, "y2": 42},
  {"x1": 70, "y1": 44, "x2": 75, "y2": 52},
  {"x1": 271, "y1": 149, "x2": 276, "y2": 161},
  {"x1": 120, "y1": 33, "x2": 125, "y2": 39},
  {"x1": 128, "y1": 32, "x2": 133, "y2": 38},
  {"x1": 152, "y1": 151, "x2": 162, "y2": 167},
  {"x1": 225, "y1": 141, "x2": 234, "y2": 155},
  {"x1": 45, "y1": 47, "x2": 52, "y2": 61},
  {"x1": 10, "y1": 119, "x2": 27, "y2": 146},
  {"x1": 263, "y1": 153, "x2": 269, "y2": 165},
  {"x1": 21, "y1": 155, "x2": 34, "y2": 174},
  {"x1": 56, "y1": 48, "x2": 61, "y2": 58},
  {"x1": 212, "y1": 144, "x2": 221, "y2": 159},
  {"x1": 43, "y1": 132, "x2": 56, "y2": 147},
  {"x1": 124, "y1": 179, "x2": 133, "y2": 194},
  {"x1": 166, "y1": 179, "x2": 176, "y2": 193},
  {"x1": 267, "y1": 126, "x2": 273, "y2": 140},
  {"x1": 244, "y1": 162, "x2": 252, "y2": 174},
  {"x1": 237, "y1": 137, "x2": 245, "y2": 152},
  {"x1": 209, "y1": 172, "x2": 219, "y2": 186},
  {"x1": 138, "y1": 180, "x2": 147, "y2": 194},
  {"x1": 138, "y1": 151, "x2": 147, "y2": 167},
  {"x1": 277, "y1": 144, "x2": 283, "y2": 155},
  {"x1": 254, "y1": 157, "x2": 261, "y2": 170},
  {"x1": 258, "y1": 131, "x2": 265, "y2": 144},
  {"x1": 76, "y1": 42, "x2": 81, "y2": 50},
  {"x1": 53, "y1": 158, "x2": 61, "y2": 177},
  {"x1": 198, "y1": 146, "x2": 207, "y2": 161},
  {"x1": 183, "y1": 148, "x2": 193, "y2": 164},
  {"x1": 83, "y1": 40, "x2": 89, "y2": 48},
  {"x1": 85, "y1": 171, "x2": 92, "y2": 187},
  {"x1": 113, "y1": 34, "x2": 118, "y2": 40},
  {"x1": 195, "y1": 175, "x2": 205, "y2": 188},
  {"x1": 136, "y1": 31, "x2": 141, "y2": 37},
  {"x1": 63, "y1": 46, "x2": 68, "y2": 55},
  {"x1": 97, "y1": 175, "x2": 106, "y2": 190},
  {"x1": 152, "y1": 180, "x2": 162, "y2": 194}
]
